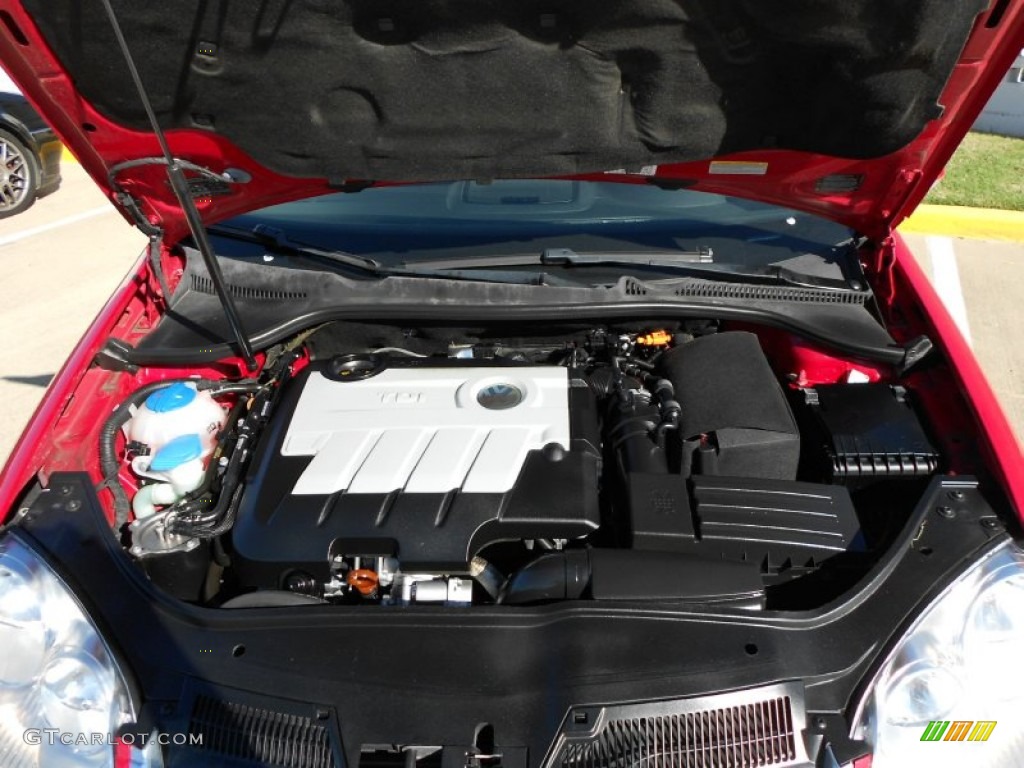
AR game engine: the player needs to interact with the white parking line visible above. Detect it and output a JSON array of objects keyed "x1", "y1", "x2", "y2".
[
  {"x1": 926, "y1": 235, "x2": 973, "y2": 347},
  {"x1": 0, "y1": 205, "x2": 114, "y2": 248}
]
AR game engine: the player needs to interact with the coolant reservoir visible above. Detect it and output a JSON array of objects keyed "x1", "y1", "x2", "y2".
[
  {"x1": 124, "y1": 382, "x2": 227, "y2": 516},
  {"x1": 125, "y1": 382, "x2": 225, "y2": 456}
]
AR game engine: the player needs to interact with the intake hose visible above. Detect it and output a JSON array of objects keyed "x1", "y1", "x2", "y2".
[
  {"x1": 619, "y1": 359, "x2": 681, "y2": 438},
  {"x1": 499, "y1": 550, "x2": 591, "y2": 604},
  {"x1": 501, "y1": 550, "x2": 766, "y2": 606},
  {"x1": 649, "y1": 377, "x2": 681, "y2": 437},
  {"x1": 600, "y1": 364, "x2": 668, "y2": 475},
  {"x1": 98, "y1": 378, "x2": 258, "y2": 530}
]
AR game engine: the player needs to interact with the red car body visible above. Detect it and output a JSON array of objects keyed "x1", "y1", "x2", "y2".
[{"x1": 1, "y1": 3, "x2": 1023, "y2": 768}]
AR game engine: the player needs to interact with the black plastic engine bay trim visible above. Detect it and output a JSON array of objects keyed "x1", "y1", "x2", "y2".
[
  {"x1": 108, "y1": 248, "x2": 909, "y2": 368},
  {"x1": 11, "y1": 472, "x2": 1011, "y2": 767},
  {"x1": 113, "y1": 300, "x2": 906, "y2": 368}
]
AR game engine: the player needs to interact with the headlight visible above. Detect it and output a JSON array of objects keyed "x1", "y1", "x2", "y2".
[
  {"x1": 0, "y1": 535, "x2": 141, "y2": 767},
  {"x1": 854, "y1": 541, "x2": 1024, "y2": 767}
]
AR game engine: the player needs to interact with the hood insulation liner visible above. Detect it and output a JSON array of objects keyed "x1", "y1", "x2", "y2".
[{"x1": 26, "y1": 0, "x2": 986, "y2": 181}]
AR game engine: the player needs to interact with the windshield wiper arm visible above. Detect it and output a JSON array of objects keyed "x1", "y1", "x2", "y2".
[
  {"x1": 539, "y1": 248, "x2": 859, "y2": 291},
  {"x1": 248, "y1": 224, "x2": 387, "y2": 274},
  {"x1": 208, "y1": 225, "x2": 583, "y2": 287}
]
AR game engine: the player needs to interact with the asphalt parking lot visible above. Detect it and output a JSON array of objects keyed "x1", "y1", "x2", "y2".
[{"x1": 0, "y1": 161, "x2": 1021, "y2": 467}]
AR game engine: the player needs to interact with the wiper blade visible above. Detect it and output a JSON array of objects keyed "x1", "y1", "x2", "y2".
[
  {"x1": 541, "y1": 247, "x2": 715, "y2": 266},
  {"x1": 238, "y1": 224, "x2": 386, "y2": 274},
  {"x1": 403, "y1": 247, "x2": 713, "y2": 270},
  {"x1": 399, "y1": 248, "x2": 855, "y2": 291},
  {"x1": 399, "y1": 268, "x2": 583, "y2": 287},
  {"x1": 208, "y1": 225, "x2": 582, "y2": 287},
  {"x1": 540, "y1": 248, "x2": 858, "y2": 292}
]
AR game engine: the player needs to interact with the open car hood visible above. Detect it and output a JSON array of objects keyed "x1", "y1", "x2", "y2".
[{"x1": 0, "y1": 0, "x2": 1021, "y2": 242}]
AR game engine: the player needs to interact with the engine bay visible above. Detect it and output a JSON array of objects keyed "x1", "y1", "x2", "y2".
[{"x1": 109, "y1": 321, "x2": 941, "y2": 611}]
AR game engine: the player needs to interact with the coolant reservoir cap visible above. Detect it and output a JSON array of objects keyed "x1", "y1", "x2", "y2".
[
  {"x1": 149, "y1": 434, "x2": 203, "y2": 471},
  {"x1": 144, "y1": 382, "x2": 197, "y2": 413}
]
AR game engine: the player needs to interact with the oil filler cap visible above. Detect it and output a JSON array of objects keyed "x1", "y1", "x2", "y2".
[
  {"x1": 325, "y1": 354, "x2": 386, "y2": 382},
  {"x1": 144, "y1": 382, "x2": 197, "y2": 412}
]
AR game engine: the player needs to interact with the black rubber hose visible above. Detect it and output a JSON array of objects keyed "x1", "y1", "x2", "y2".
[
  {"x1": 177, "y1": 485, "x2": 244, "y2": 539},
  {"x1": 166, "y1": 385, "x2": 276, "y2": 536},
  {"x1": 500, "y1": 550, "x2": 591, "y2": 605},
  {"x1": 165, "y1": 396, "x2": 263, "y2": 534},
  {"x1": 619, "y1": 363, "x2": 681, "y2": 437},
  {"x1": 169, "y1": 397, "x2": 249, "y2": 510},
  {"x1": 206, "y1": 382, "x2": 262, "y2": 397},
  {"x1": 166, "y1": 352, "x2": 300, "y2": 538}
]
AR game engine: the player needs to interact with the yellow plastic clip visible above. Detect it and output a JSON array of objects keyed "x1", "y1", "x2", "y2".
[{"x1": 636, "y1": 330, "x2": 672, "y2": 347}]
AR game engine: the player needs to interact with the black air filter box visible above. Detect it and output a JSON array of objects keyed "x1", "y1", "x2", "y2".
[
  {"x1": 659, "y1": 332, "x2": 800, "y2": 480},
  {"x1": 690, "y1": 476, "x2": 861, "y2": 571},
  {"x1": 623, "y1": 474, "x2": 862, "y2": 576},
  {"x1": 798, "y1": 384, "x2": 939, "y2": 485}
]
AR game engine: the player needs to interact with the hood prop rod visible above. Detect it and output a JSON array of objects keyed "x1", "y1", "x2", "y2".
[{"x1": 99, "y1": 0, "x2": 257, "y2": 370}]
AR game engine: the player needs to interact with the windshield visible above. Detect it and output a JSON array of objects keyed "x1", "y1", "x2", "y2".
[{"x1": 216, "y1": 180, "x2": 855, "y2": 274}]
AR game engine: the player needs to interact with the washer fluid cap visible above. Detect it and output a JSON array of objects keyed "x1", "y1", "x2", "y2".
[
  {"x1": 149, "y1": 434, "x2": 203, "y2": 471},
  {"x1": 144, "y1": 382, "x2": 197, "y2": 413}
]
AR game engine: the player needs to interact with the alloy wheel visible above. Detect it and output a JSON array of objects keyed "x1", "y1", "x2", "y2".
[{"x1": 0, "y1": 134, "x2": 31, "y2": 212}]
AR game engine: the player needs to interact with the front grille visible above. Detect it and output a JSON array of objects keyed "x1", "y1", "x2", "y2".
[
  {"x1": 548, "y1": 683, "x2": 806, "y2": 768},
  {"x1": 188, "y1": 695, "x2": 337, "y2": 768}
]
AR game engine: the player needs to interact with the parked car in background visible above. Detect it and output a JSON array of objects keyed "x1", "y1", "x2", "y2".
[{"x1": 0, "y1": 70, "x2": 61, "y2": 218}]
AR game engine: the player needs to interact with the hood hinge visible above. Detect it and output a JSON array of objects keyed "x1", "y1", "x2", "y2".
[
  {"x1": 110, "y1": 188, "x2": 176, "y2": 307},
  {"x1": 146, "y1": 233, "x2": 173, "y2": 304},
  {"x1": 112, "y1": 190, "x2": 173, "y2": 302},
  {"x1": 879, "y1": 168, "x2": 924, "y2": 232}
]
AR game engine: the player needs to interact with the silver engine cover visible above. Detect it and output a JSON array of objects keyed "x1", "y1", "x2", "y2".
[
  {"x1": 230, "y1": 359, "x2": 601, "y2": 579},
  {"x1": 283, "y1": 366, "x2": 571, "y2": 495}
]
